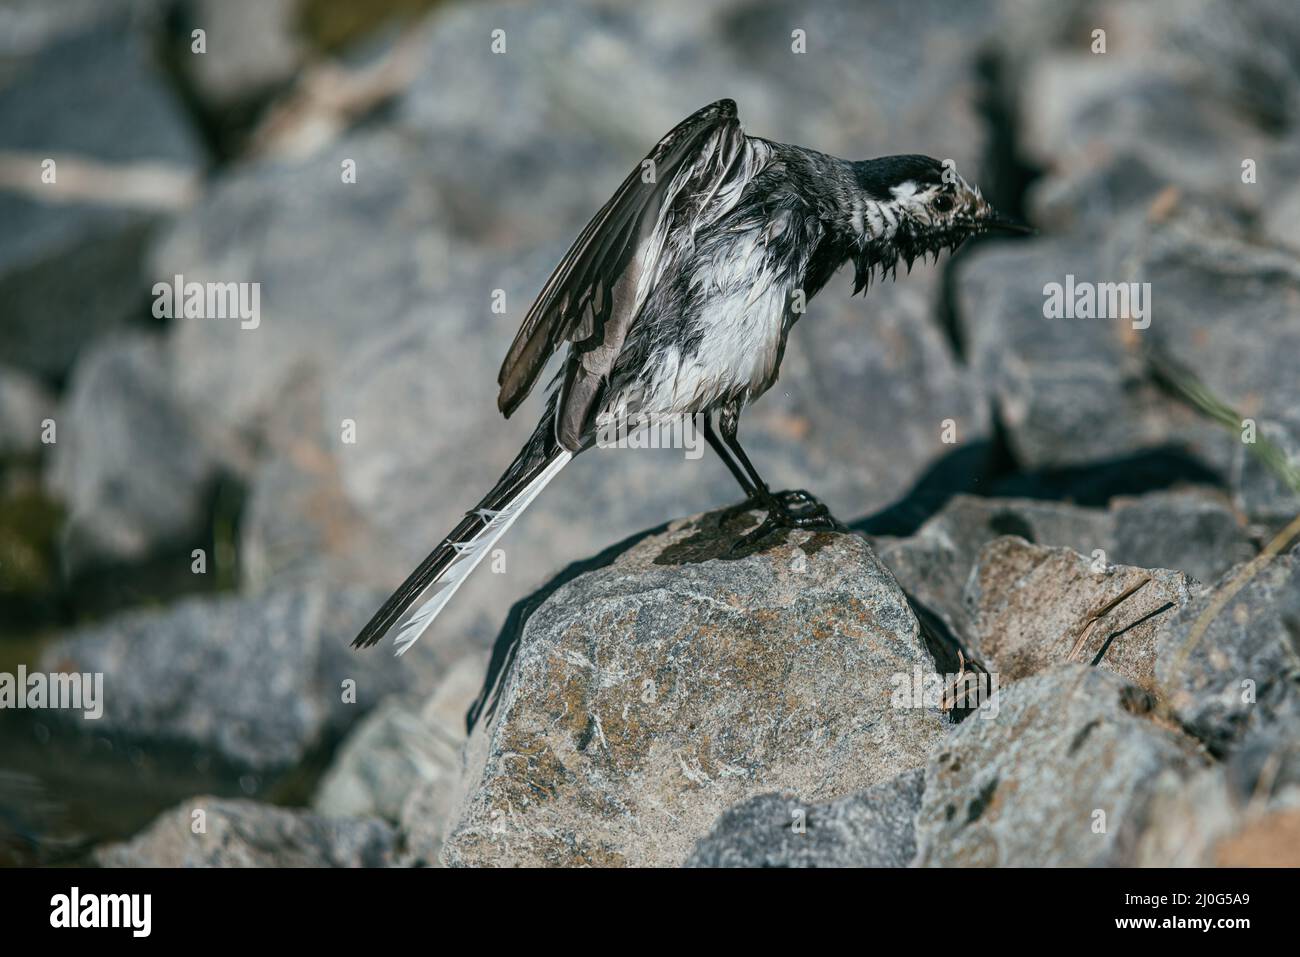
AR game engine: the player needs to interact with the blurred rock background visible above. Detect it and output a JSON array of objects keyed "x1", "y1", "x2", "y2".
[{"x1": 0, "y1": 0, "x2": 1297, "y2": 865}]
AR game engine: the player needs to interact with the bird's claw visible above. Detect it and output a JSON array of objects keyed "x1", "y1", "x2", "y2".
[
  {"x1": 773, "y1": 488, "x2": 830, "y2": 516},
  {"x1": 729, "y1": 489, "x2": 843, "y2": 553}
]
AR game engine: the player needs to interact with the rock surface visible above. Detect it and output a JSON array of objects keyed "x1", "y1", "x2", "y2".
[
  {"x1": 1109, "y1": 491, "x2": 1258, "y2": 586},
  {"x1": 954, "y1": 237, "x2": 1219, "y2": 475},
  {"x1": 1155, "y1": 543, "x2": 1300, "y2": 756},
  {"x1": 40, "y1": 585, "x2": 435, "y2": 776},
  {"x1": 686, "y1": 768, "x2": 923, "y2": 868},
  {"x1": 0, "y1": 19, "x2": 204, "y2": 378},
  {"x1": 314, "y1": 655, "x2": 482, "y2": 828},
  {"x1": 312, "y1": 696, "x2": 442, "y2": 821},
  {"x1": 151, "y1": 125, "x2": 449, "y2": 458},
  {"x1": 180, "y1": 0, "x2": 306, "y2": 109},
  {"x1": 965, "y1": 536, "x2": 1194, "y2": 695},
  {"x1": 872, "y1": 495, "x2": 1108, "y2": 640},
  {"x1": 97, "y1": 797, "x2": 396, "y2": 867},
  {"x1": 1136, "y1": 724, "x2": 1300, "y2": 867},
  {"x1": 915, "y1": 665, "x2": 1204, "y2": 867},
  {"x1": 236, "y1": 371, "x2": 384, "y2": 593},
  {"x1": 440, "y1": 509, "x2": 947, "y2": 867},
  {"x1": 1132, "y1": 209, "x2": 1300, "y2": 524},
  {"x1": 45, "y1": 334, "x2": 215, "y2": 576},
  {"x1": 871, "y1": 491, "x2": 1253, "y2": 649},
  {"x1": 0, "y1": 365, "x2": 54, "y2": 459}
]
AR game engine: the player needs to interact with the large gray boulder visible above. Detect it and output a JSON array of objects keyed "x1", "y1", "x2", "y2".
[
  {"x1": 0, "y1": 0, "x2": 167, "y2": 57},
  {"x1": 151, "y1": 125, "x2": 451, "y2": 461},
  {"x1": 1007, "y1": 0, "x2": 1295, "y2": 219},
  {"x1": 1258, "y1": 136, "x2": 1300, "y2": 253},
  {"x1": 980, "y1": 0, "x2": 1300, "y2": 524},
  {"x1": 1109, "y1": 491, "x2": 1258, "y2": 585},
  {"x1": 1025, "y1": 148, "x2": 1174, "y2": 236},
  {"x1": 393, "y1": 0, "x2": 633, "y2": 250},
  {"x1": 1164, "y1": 0, "x2": 1300, "y2": 131},
  {"x1": 45, "y1": 334, "x2": 215, "y2": 576},
  {"x1": 1018, "y1": 56, "x2": 1267, "y2": 211},
  {"x1": 312, "y1": 695, "x2": 444, "y2": 822},
  {"x1": 237, "y1": 370, "x2": 387, "y2": 594},
  {"x1": 395, "y1": 0, "x2": 1001, "y2": 180},
  {"x1": 954, "y1": 236, "x2": 1219, "y2": 474},
  {"x1": 915, "y1": 665, "x2": 1205, "y2": 866},
  {"x1": 40, "y1": 585, "x2": 436, "y2": 778},
  {"x1": 441, "y1": 508, "x2": 948, "y2": 867}
]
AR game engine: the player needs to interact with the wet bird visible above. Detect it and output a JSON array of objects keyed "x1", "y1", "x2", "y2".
[{"x1": 354, "y1": 98, "x2": 1029, "y2": 655}]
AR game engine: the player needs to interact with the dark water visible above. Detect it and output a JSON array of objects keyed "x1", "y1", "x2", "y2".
[{"x1": 0, "y1": 707, "x2": 335, "y2": 867}]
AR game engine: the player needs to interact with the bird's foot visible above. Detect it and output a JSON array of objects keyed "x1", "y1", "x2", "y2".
[
  {"x1": 771, "y1": 488, "x2": 831, "y2": 516},
  {"x1": 730, "y1": 489, "x2": 843, "y2": 552}
]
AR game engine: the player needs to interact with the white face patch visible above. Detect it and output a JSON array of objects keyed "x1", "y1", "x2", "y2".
[{"x1": 890, "y1": 180, "x2": 918, "y2": 200}]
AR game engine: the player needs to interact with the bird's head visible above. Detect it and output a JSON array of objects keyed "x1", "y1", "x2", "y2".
[{"x1": 847, "y1": 154, "x2": 1029, "y2": 293}]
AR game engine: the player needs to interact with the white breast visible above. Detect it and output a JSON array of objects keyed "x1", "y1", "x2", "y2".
[{"x1": 638, "y1": 223, "x2": 792, "y2": 415}]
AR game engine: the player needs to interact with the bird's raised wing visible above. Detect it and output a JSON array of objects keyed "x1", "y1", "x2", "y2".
[{"x1": 496, "y1": 98, "x2": 751, "y2": 438}]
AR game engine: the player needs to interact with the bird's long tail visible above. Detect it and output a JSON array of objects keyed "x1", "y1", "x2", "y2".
[{"x1": 352, "y1": 423, "x2": 571, "y2": 655}]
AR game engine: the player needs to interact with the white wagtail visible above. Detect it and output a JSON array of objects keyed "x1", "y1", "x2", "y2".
[{"x1": 354, "y1": 98, "x2": 1029, "y2": 654}]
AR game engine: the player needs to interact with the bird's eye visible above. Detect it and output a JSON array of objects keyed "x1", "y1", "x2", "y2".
[{"x1": 933, "y1": 194, "x2": 954, "y2": 213}]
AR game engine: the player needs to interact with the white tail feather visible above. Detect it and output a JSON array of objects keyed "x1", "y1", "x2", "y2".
[{"x1": 390, "y1": 450, "x2": 572, "y2": 656}]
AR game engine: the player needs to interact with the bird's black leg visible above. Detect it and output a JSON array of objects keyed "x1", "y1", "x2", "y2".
[
  {"x1": 713, "y1": 402, "x2": 841, "y2": 550},
  {"x1": 704, "y1": 411, "x2": 757, "y2": 499}
]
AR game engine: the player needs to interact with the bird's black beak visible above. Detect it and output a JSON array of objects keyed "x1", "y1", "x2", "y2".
[{"x1": 983, "y1": 210, "x2": 1035, "y2": 235}]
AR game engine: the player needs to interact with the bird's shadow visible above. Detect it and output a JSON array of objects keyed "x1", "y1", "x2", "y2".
[{"x1": 850, "y1": 439, "x2": 1224, "y2": 537}]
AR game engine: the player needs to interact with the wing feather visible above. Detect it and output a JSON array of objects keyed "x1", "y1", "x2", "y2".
[{"x1": 496, "y1": 98, "x2": 751, "y2": 427}]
